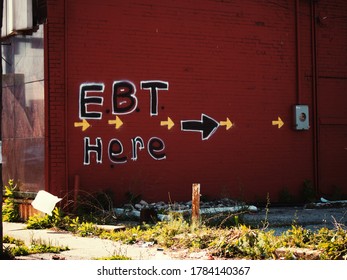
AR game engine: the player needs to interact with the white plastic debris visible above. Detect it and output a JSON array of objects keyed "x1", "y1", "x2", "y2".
[
  {"x1": 114, "y1": 207, "x2": 141, "y2": 219},
  {"x1": 321, "y1": 197, "x2": 347, "y2": 204},
  {"x1": 31, "y1": 190, "x2": 62, "y2": 215}
]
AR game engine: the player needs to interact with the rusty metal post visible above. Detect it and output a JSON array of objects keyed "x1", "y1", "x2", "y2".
[{"x1": 191, "y1": 183, "x2": 200, "y2": 225}]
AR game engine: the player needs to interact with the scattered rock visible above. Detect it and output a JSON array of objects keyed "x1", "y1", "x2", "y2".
[{"x1": 52, "y1": 254, "x2": 65, "y2": 260}]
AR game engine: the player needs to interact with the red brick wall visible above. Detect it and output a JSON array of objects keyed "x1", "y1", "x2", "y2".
[
  {"x1": 45, "y1": 0, "x2": 67, "y2": 197},
  {"x1": 314, "y1": 0, "x2": 347, "y2": 197},
  {"x1": 45, "y1": 0, "x2": 347, "y2": 205}
]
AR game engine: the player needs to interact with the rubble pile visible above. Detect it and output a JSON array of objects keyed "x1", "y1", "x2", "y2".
[
  {"x1": 305, "y1": 197, "x2": 347, "y2": 209},
  {"x1": 114, "y1": 198, "x2": 258, "y2": 222},
  {"x1": 133, "y1": 197, "x2": 240, "y2": 211}
]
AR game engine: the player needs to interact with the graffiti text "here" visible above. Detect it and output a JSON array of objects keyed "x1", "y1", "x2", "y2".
[{"x1": 84, "y1": 136, "x2": 166, "y2": 165}]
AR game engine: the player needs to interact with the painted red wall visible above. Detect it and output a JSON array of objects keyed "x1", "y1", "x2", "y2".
[{"x1": 46, "y1": 0, "x2": 347, "y2": 205}]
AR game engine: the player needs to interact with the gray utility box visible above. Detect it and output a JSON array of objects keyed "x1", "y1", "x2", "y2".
[{"x1": 293, "y1": 105, "x2": 309, "y2": 130}]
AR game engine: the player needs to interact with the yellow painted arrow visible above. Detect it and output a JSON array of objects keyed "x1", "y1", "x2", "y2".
[
  {"x1": 220, "y1": 117, "x2": 233, "y2": 130},
  {"x1": 108, "y1": 116, "x2": 123, "y2": 129},
  {"x1": 74, "y1": 119, "x2": 90, "y2": 131},
  {"x1": 160, "y1": 117, "x2": 175, "y2": 130},
  {"x1": 272, "y1": 117, "x2": 284, "y2": 129}
]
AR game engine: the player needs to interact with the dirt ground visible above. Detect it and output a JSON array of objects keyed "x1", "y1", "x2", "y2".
[{"x1": 3, "y1": 205, "x2": 347, "y2": 260}]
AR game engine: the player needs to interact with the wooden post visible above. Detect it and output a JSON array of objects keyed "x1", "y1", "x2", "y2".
[{"x1": 192, "y1": 183, "x2": 200, "y2": 224}]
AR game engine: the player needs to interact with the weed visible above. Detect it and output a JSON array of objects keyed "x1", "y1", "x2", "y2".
[
  {"x1": 0, "y1": 246, "x2": 16, "y2": 259},
  {"x1": 26, "y1": 212, "x2": 53, "y2": 229},
  {"x1": 28, "y1": 238, "x2": 69, "y2": 254},
  {"x1": 21, "y1": 205, "x2": 347, "y2": 260},
  {"x1": 10, "y1": 245, "x2": 30, "y2": 256},
  {"x1": 3, "y1": 235, "x2": 25, "y2": 246},
  {"x1": 26, "y1": 207, "x2": 66, "y2": 230},
  {"x1": 94, "y1": 255, "x2": 132, "y2": 260},
  {"x1": 2, "y1": 179, "x2": 20, "y2": 222},
  {"x1": 210, "y1": 225, "x2": 278, "y2": 259},
  {"x1": 74, "y1": 190, "x2": 117, "y2": 224},
  {"x1": 151, "y1": 214, "x2": 191, "y2": 247},
  {"x1": 2, "y1": 235, "x2": 69, "y2": 258},
  {"x1": 279, "y1": 225, "x2": 313, "y2": 248},
  {"x1": 261, "y1": 193, "x2": 271, "y2": 229},
  {"x1": 76, "y1": 222, "x2": 101, "y2": 237},
  {"x1": 101, "y1": 226, "x2": 144, "y2": 244},
  {"x1": 313, "y1": 227, "x2": 347, "y2": 260}
]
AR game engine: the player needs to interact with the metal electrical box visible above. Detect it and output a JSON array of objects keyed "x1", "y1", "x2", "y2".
[{"x1": 293, "y1": 105, "x2": 309, "y2": 130}]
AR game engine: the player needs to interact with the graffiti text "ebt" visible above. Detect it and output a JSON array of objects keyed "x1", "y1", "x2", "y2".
[{"x1": 79, "y1": 80, "x2": 169, "y2": 118}]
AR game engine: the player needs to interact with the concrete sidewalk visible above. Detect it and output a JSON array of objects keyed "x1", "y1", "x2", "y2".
[
  {"x1": 243, "y1": 206, "x2": 347, "y2": 233},
  {"x1": 3, "y1": 222, "x2": 173, "y2": 260},
  {"x1": 244, "y1": 206, "x2": 347, "y2": 226}
]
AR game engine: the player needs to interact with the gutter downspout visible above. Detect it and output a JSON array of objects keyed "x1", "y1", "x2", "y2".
[
  {"x1": 311, "y1": 0, "x2": 319, "y2": 195},
  {"x1": 44, "y1": 5, "x2": 50, "y2": 196},
  {"x1": 64, "y1": 0, "x2": 69, "y2": 201},
  {"x1": 295, "y1": 0, "x2": 302, "y2": 104},
  {"x1": 0, "y1": 0, "x2": 4, "y2": 258}
]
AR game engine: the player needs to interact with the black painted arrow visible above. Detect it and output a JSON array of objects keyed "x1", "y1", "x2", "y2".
[{"x1": 181, "y1": 113, "x2": 220, "y2": 140}]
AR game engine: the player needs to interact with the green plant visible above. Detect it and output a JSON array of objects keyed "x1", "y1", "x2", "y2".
[
  {"x1": 314, "y1": 227, "x2": 347, "y2": 260},
  {"x1": 26, "y1": 207, "x2": 72, "y2": 230},
  {"x1": 210, "y1": 225, "x2": 279, "y2": 259},
  {"x1": 28, "y1": 238, "x2": 69, "y2": 254},
  {"x1": 10, "y1": 245, "x2": 30, "y2": 256},
  {"x1": 3, "y1": 235, "x2": 25, "y2": 246},
  {"x1": 68, "y1": 216, "x2": 81, "y2": 232},
  {"x1": 19, "y1": 202, "x2": 347, "y2": 260},
  {"x1": 50, "y1": 207, "x2": 69, "y2": 229},
  {"x1": 261, "y1": 193, "x2": 271, "y2": 229},
  {"x1": 26, "y1": 213, "x2": 53, "y2": 229},
  {"x1": 94, "y1": 255, "x2": 132, "y2": 260},
  {"x1": 76, "y1": 222, "x2": 101, "y2": 237},
  {"x1": 275, "y1": 224, "x2": 347, "y2": 260},
  {"x1": 0, "y1": 246, "x2": 16, "y2": 260},
  {"x1": 74, "y1": 190, "x2": 117, "y2": 224},
  {"x1": 279, "y1": 225, "x2": 313, "y2": 248},
  {"x1": 2, "y1": 179, "x2": 20, "y2": 222},
  {"x1": 152, "y1": 214, "x2": 191, "y2": 247},
  {"x1": 101, "y1": 225, "x2": 144, "y2": 244},
  {"x1": 2, "y1": 236, "x2": 69, "y2": 257},
  {"x1": 2, "y1": 235, "x2": 25, "y2": 259}
]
